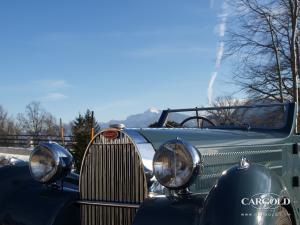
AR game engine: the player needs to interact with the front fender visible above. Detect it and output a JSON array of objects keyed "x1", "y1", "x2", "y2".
[
  {"x1": 134, "y1": 163, "x2": 293, "y2": 225},
  {"x1": 0, "y1": 163, "x2": 80, "y2": 225},
  {"x1": 201, "y1": 163, "x2": 292, "y2": 225},
  {"x1": 133, "y1": 194, "x2": 204, "y2": 225}
]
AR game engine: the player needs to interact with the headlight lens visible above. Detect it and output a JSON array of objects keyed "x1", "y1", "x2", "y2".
[
  {"x1": 153, "y1": 138, "x2": 202, "y2": 190},
  {"x1": 29, "y1": 142, "x2": 73, "y2": 183},
  {"x1": 29, "y1": 145, "x2": 59, "y2": 183}
]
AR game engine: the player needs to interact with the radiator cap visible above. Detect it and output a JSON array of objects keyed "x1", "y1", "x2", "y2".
[{"x1": 109, "y1": 123, "x2": 125, "y2": 130}]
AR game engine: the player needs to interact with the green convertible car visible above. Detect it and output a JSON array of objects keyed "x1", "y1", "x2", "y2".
[{"x1": 0, "y1": 103, "x2": 299, "y2": 225}]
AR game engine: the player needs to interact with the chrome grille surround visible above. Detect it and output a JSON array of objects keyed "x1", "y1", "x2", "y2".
[{"x1": 79, "y1": 130, "x2": 149, "y2": 225}]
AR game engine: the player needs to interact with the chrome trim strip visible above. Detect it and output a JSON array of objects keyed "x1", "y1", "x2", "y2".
[
  {"x1": 123, "y1": 129, "x2": 155, "y2": 171},
  {"x1": 269, "y1": 165, "x2": 283, "y2": 170},
  {"x1": 77, "y1": 200, "x2": 140, "y2": 209},
  {"x1": 201, "y1": 149, "x2": 282, "y2": 157},
  {"x1": 201, "y1": 173, "x2": 222, "y2": 179}
]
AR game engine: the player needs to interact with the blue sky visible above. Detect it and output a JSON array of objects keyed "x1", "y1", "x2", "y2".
[{"x1": 0, "y1": 0, "x2": 234, "y2": 122}]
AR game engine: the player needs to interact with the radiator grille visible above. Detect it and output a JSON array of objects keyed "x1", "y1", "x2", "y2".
[
  {"x1": 79, "y1": 131, "x2": 148, "y2": 225},
  {"x1": 190, "y1": 148, "x2": 283, "y2": 194}
]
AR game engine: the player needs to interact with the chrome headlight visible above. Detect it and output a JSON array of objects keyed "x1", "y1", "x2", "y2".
[
  {"x1": 29, "y1": 142, "x2": 73, "y2": 183},
  {"x1": 153, "y1": 138, "x2": 202, "y2": 190}
]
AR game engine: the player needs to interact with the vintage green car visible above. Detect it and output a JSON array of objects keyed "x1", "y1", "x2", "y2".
[{"x1": 0, "y1": 103, "x2": 298, "y2": 225}]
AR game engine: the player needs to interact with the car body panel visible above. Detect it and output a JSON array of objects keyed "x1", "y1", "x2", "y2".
[
  {"x1": 133, "y1": 195, "x2": 204, "y2": 225},
  {"x1": 134, "y1": 163, "x2": 295, "y2": 225},
  {"x1": 0, "y1": 164, "x2": 79, "y2": 225},
  {"x1": 136, "y1": 128, "x2": 291, "y2": 149}
]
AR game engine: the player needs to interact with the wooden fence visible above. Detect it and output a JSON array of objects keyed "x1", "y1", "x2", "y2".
[{"x1": 0, "y1": 134, "x2": 74, "y2": 148}]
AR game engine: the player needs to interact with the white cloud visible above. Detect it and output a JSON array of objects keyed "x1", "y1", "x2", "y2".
[
  {"x1": 34, "y1": 79, "x2": 72, "y2": 89},
  {"x1": 0, "y1": 79, "x2": 71, "y2": 93},
  {"x1": 41, "y1": 92, "x2": 68, "y2": 101},
  {"x1": 33, "y1": 80, "x2": 71, "y2": 102}
]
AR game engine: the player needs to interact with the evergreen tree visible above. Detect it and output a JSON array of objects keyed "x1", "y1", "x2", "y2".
[
  {"x1": 149, "y1": 120, "x2": 181, "y2": 128},
  {"x1": 71, "y1": 110, "x2": 100, "y2": 172}
]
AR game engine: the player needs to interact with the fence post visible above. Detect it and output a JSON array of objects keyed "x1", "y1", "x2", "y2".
[
  {"x1": 91, "y1": 111, "x2": 95, "y2": 141},
  {"x1": 60, "y1": 118, "x2": 65, "y2": 146}
]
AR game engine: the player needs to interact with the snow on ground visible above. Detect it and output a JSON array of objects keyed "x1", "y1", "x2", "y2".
[
  {"x1": 0, "y1": 147, "x2": 31, "y2": 161},
  {"x1": 0, "y1": 153, "x2": 29, "y2": 161}
]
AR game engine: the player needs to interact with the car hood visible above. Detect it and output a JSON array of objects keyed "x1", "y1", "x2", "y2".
[{"x1": 133, "y1": 128, "x2": 289, "y2": 150}]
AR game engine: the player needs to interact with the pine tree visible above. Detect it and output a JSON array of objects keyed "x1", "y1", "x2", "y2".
[
  {"x1": 149, "y1": 120, "x2": 181, "y2": 128},
  {"x1": 71, "y1": 110, "x2": 100, "y2": 172}
]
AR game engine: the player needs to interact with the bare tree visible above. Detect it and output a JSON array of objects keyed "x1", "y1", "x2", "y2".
[
  {"x1": 0, "y1": 106, "x2": 8, "y2": 135},
  {"x1": 17, "y1": 101, "x2": 58, "y2": 136},
  {"x1": 226, "y1": 0, "x2": 299, "y2": 103},
  {"x1": 0, "y1": 105, "x2": 18, "y2": 135},
  {"x1": 208, "y1": 96, "x2": 243, "y2": 125},
  {"x1": 208, "y1": 96, "x2": 286, "y2": 128},
  {"x1": 44, "y1": 113, "x2": 59, "y2": 136}
]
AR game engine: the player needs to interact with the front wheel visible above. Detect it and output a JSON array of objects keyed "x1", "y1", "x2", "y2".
[{"x1": 275, "y1": 207, "x2": 292, "y2": 225}]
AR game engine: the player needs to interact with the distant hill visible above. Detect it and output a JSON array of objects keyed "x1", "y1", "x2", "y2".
[{"x1": 100, "y1": 107, "x2": 187, "y2": 128}]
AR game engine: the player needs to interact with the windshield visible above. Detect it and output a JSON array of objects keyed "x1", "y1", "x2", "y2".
[{"x1": 158, "y1": 104, "x2": 290, "y2": 130}]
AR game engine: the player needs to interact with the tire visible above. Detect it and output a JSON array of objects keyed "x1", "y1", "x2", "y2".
[{"x1": 275, "y1": 206, "x2": 293, "y2": 225}]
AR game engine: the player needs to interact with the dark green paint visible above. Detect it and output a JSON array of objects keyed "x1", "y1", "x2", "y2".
[{"x1": 0, "y1": 164, "x2": 79, "y2": 225}]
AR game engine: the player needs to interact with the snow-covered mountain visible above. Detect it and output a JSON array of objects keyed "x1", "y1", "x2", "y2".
[
  {"x1": 100, "y1": 107, "x2": 187, "y2": 128},
  {"x1": 100, "y1": 107, "x2": 162, "y2": 128}
]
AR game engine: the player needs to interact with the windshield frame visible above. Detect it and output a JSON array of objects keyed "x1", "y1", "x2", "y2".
[{"x1": 156, "y1": 103, "x2": 295, "y2": 134}]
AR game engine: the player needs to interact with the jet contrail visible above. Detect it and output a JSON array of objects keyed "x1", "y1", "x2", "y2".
[
  {"x1": 216, "y1": 42, "x2": 224, "y2": 69},
  {"x1": 210, "y1": 0, "x2": 215, "y2": 8},
  {"x1": 208, "y1": 71, "x2": 218, "y2": 105},
  {"x1": 208, "y1": 0, "x2": 228, "y2": 105}
]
